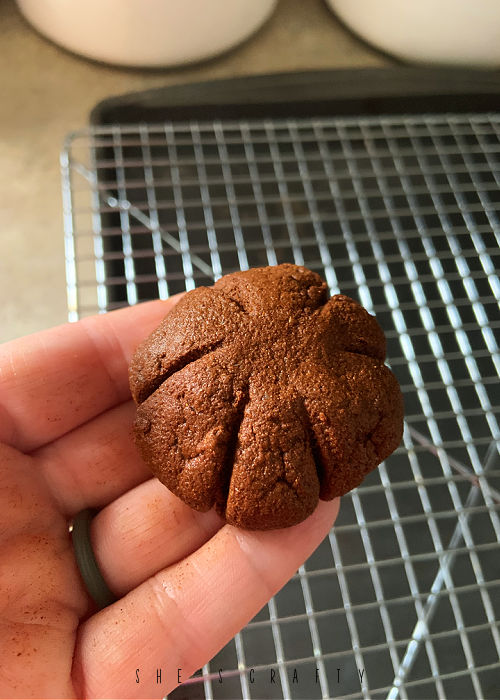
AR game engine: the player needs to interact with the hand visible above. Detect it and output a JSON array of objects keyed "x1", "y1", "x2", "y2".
[{"x1": 0, "y1": 298, "x2": 339, "y2": 699}]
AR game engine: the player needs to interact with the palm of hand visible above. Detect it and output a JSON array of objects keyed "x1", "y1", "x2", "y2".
[
  {"x1": 0, "y1": 298, "x2": 338, "y2": 699},
  {"x1": 1, "y1": 441, "x2": 87, "y2": 697}
]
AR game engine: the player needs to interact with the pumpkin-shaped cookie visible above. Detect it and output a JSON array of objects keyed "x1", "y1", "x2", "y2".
[{"x1": 129, "y1": 264, "x2": 404, "y2": 530}]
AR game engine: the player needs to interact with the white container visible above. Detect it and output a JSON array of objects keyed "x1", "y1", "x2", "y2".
[
  {"x1": 327, "y1": 0, "x2": 500, "y2": 67},
  {"x1": 16, "y1": 0, "x2": 278, "y2": 68}
]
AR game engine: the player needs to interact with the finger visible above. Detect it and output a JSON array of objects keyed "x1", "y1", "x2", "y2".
[
  {"x1": 0, "y1": 296, "x2": 181, "y2": 453},
  {"x1": 91, "y1": 479, "x2": 225, "y2": 596},
  {"x1": 33, "y1": 401, "x2": 151, "y2": 515},
  {"x1": 72, "y1": 498, "x2": 339, "y2": 699}
]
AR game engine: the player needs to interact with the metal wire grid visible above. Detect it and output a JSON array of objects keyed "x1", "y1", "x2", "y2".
[{"x1": 62, "y1": 113, "x2": 500, "y2": 699}]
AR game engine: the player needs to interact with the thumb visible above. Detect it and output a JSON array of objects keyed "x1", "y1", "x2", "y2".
[{"x1": 72, "y1": 498, "x2": 339, "y2": 698}]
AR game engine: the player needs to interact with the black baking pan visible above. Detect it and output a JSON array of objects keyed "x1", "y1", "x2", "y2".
[{"x1": 91, "y1": 67, "x2": 500, "y2": 124}]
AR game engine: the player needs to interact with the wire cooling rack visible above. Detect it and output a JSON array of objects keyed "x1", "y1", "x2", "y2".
[{"x1": 61, "y1": 114, "x2": 500, "y2": 699}]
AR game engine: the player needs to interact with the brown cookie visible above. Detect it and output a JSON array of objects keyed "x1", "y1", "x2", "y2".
[{"x1": 129, "y1": 264, "x2": 404, "y2": 530}]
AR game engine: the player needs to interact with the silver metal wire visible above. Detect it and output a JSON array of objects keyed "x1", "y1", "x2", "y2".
[{"x1": 62, "y1": 113, "x2": 500, "y2": 699}]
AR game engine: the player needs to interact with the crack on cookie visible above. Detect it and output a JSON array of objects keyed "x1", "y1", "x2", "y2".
[
  {"x1": 136, "y1": 339, "x2": 225, "y2": 405},
  {"x1": 219, "y1": 292, "x2": 250, "y2": 315},
  {"x1": 215, "y1": 387, "x2": 250, "y2": 516},
  {"x1": 273, "y1": 475, "x2": 300, "y2": 499},
  {"x1": 363, "y1": 413, "x2": 384, "y2": 457},
  {"x1": 300, "y1": 399, "x2": 325, "y2": 487},
  {"x1": 341, "y1": 347, "x2": 383, "y2": 362}
]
